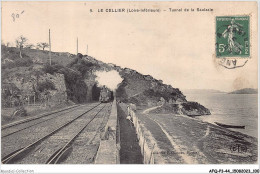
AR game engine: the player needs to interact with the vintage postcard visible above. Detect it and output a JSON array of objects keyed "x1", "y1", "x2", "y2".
[{"x1": 1, "y1": 1, "x2": 258, "y2": 174}]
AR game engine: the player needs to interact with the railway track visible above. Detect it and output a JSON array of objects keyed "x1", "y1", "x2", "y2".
[
  {"x1": 60, "y1": 103, "x2": 113, "y2": 164},
  {"x1": 46, "y1": 104, "x2": 110, "y2": 164},
  {"x1": 1, "y1": 102, "x2": 102, "y2": 163},
  {"x1": 1, "y1": 102, "x2": 112, "y2": 164},
  {"x1": 1, "y1": 103, "x2": 101, "y2": 158},
  {"x1": 1, "y1": 105, "x2": 87, "y2": 138},
  {"x1": 2, "y1": 104, "x2": 81, "y2": 130}
]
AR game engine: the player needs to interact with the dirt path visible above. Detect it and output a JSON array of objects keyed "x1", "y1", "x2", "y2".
[
  {"x1": 141, "y1": 105, "x2": 195, "y2": 163},
  {"x1": 147, "y1": 114, "x2": 216, "y2": 164},
  {"x1": 152, "y1": 119, "x2": 195, "y2": 164},
  {"x1": 142, "y1": 105, "x2": 163, "y2": 114},
  {"x1": 146, "y1": 113, "x2": 257, "y2": 164},
  {"x1": 138, "y1": 114, "x2": 183, "y2": 163},
  {"x1": 118, "y1": 104, "x2": 143, "y2": 164}
]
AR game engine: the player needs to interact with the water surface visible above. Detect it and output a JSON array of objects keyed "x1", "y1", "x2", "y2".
[{"x1": 185, "y1": 93, "x2": 258, "y2": 138}]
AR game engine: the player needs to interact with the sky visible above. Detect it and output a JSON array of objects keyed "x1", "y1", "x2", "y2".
[{"x1": 1, "y1": 1, "x2": 258, "y2": 92}]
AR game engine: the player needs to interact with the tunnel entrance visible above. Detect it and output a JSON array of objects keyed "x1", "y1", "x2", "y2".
[
  {"x1": 92, "y1": 84, "x2": 101, "y2": 101},
  {"x1": 111, "y1": 91, "x2": 114, "y2": 101}
]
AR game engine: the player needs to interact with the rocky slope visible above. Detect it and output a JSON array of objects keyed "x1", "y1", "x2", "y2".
[
  {"x1": 1, "y1": 45, "x2": 210, "y2": 116},
  {"x1": 149, "y1": 102, "x2": 211, "y2": 116},
  {"x1": 80, "y1": 54, "x2": 210, "y2": 116}
]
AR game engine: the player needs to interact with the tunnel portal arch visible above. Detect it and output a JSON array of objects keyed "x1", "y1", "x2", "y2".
[{"x1": 92, "y1": 84, "x2": 101, "y2": 101}]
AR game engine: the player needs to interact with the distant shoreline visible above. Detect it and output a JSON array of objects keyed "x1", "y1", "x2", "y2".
[
  {"x1": 228, "y1": 88, "x2": 258, "y2": 94},
  {"x1": 183, "y1": 88, "x2": 258, "y2": 95}
]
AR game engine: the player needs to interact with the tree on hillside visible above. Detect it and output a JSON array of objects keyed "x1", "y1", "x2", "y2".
[
  {"x1": 25, "y1": 44, "x2": 35, "y2": 49},
  {"x1": 1, "y1": 41, "x2": 11, "y2": 47},
  {"x1": 37, "y1": 42, "x2": 49, "y2": 51},
  {"x1": 15, "y1": 35, "x2": 27, "y2": 58}
]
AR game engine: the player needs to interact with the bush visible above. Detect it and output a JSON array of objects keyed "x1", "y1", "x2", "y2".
[
  {"x1": 13, "y1": 107, "x2": 27, "y2": 117},
  {"x1": 67, "y1": 57, "x2": 96, "y2": 76},
  {"x1": 15, "y1": 57, "x2": 33, "y2": 67},
  {"x1": 181, "y1": 102, "x2": 208, "y2": 112},
  {"x1": 42, "y1": 64, "x2": 57, "y2": 74},
  {"x1": 2, "y1": 57, "x2": 33, "y2": 69},
  {"x1": 37, "y1": 80, "x2": 56, "y2": 92},
  {"x1": 42, "y1": 63, "x2": 66, "y2": 75}
]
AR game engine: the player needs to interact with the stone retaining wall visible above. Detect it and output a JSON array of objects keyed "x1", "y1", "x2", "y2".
[{"x1": 130, "y1": 110, "x2": 156, "y2": 164}]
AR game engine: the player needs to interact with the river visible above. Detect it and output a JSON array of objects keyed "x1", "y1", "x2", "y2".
[{"x1": 184, "y1": 93, "x2": 258, "y2": 138}]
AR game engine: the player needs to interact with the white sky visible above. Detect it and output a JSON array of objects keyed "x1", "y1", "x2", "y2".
[{"x1": 1, "y1": 2, "x2": 258, "y2": 92}]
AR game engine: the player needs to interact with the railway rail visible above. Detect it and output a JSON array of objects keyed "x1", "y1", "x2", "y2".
[
  {"x1": 2, "y1": 104, "x2": 81, "y2": 130},
  {"x1": 2, "y1": 105, "x2": 87, "y2": 138},
  {"x1": 2, "y1": 103, "x2": 107, "y2": 164},
  {"x1": 62, "y1": 103, "x2": 113, "y2": 164},
  {"x1": 46, "y1": 104, "x2": 109, "y2": 164},
  {"x1": 1, "y1": 103, "x2": 101, "y2": 158}
]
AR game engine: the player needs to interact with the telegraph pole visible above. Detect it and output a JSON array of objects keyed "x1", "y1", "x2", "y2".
[
  {"x1": 76, "y1": 37, "x2": 78, "y2": 54},
  {"x1": 49, "y1": 29, "x2": 52, "y2": 65}
]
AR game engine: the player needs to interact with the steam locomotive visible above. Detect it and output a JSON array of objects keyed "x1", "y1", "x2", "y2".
[{"x1": 99, "y1": 86, "x2": 113, "y2": 103}]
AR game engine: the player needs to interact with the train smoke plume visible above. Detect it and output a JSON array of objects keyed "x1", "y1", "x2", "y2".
[{"x1": 94, "y1": 70, "x2": 123, "y2": 91}]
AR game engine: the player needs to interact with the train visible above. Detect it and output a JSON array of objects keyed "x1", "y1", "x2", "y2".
[{"x1": 99, "y1": 86, "x2": 113, "y2": 103}]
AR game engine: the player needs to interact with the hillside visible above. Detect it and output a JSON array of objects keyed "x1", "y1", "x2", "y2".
[
  {"x1": 229, "y1": 88, "x2": 258, "y2": 94},
  {"x1": 1, "y1": 45, "x2": 210, "y2": 117}
]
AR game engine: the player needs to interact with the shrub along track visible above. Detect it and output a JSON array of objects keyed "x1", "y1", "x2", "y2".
[{"x1": 1, "y1": 102, "x2": 111, "y2": 164}]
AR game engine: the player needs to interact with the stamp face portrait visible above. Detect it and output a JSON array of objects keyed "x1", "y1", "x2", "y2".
[{"x1": 216, "y1": 16, "x2": 250, "y2": 58}]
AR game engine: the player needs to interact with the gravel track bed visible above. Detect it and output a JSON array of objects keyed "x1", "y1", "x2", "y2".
[
  {"x1": 61, "y1": 144, "x2": 99, "y2": 164},
  {"x1": 61, "y1": 103, "x2": 112, "y2": 164},
  {"x1": 1, "y1": 103, "x2": 100, "y2": 159},
  {"x1": 1, "y1": 105, "x2": 84, "y2": 137},
  {"x1": 15, "y1": 103, "x2": 108, "y2": 164}
]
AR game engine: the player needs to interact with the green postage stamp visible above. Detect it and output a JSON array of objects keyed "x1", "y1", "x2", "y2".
[{"x1": 216, "y1": 16, "x2": 250, "y2": 58}]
